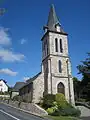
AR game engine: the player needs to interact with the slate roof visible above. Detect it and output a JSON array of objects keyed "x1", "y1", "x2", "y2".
[
  {"x1": 20, "y1": 72, "x2": 41, "y2": 89},
  {"x1": 12, "y1": 82, "x2": 25, "y2": 92},
  {"x1": 47, "y1": 4, "x2": 60, "y2": 30},
  {"x1": 44, "y1": 4, "x2": 66, "y2": 34}
]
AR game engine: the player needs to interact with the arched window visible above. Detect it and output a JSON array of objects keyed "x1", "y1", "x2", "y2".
[
  {"x1": 59, "y1": 60, "x2": 62, "y2": 73},
  {"x1": 55, "y1": 38, "x2": 58, "y2": 52},
  {"x1": 60, "y1": 39, "x2": 63, "y2": 53},
  {"x1": 57, "y1": 82, "x2": 65, "y2": 95}
]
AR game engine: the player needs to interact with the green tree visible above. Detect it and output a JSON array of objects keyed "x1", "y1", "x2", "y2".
[
  {"x1": 0, "y1": 0, "x2": 6, "y2": 16},
  {"x1": 73, "y1": 77, "x2": 81, "y2": 100},
  {"x1": 77, "y1": 53, "x2": 90, "y2": 100}
]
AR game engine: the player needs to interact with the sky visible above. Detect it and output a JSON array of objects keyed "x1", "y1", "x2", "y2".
[{"x1": 0, "y1": 0, "x2": 90, "y2": 86}]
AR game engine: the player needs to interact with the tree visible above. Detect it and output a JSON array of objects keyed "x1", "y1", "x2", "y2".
[
  {"x1": 0, "y1": 0, "x2": 6, "y2": 16},
  {"x1": 73, "y1": 77, "x2": 81, "y2": 100},
  {"x1": 0, "y1": 8, "x2": 5, "y2": 16},
  {"x1": 77, "y1": 53, "x2": 90, "y2": 100}
]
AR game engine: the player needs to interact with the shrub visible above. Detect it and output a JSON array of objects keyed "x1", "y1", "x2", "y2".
[
  {"x1": 42, "y1": 94, "x2": 55, "y2": 109},
  {"x1": 51, "y1": 109, "x2": 60, "y2": 116},
  {"x1": 13, "y1": 95, "x2": 22, "y2": 102},
  {"x1": 52, "y1": 94, "x2": 81, "y2": 117},
  {"x1": 52, "y1": 101, "x2": 57, "y2": 106},
  {"x1": 46, "y1": 106, "x2": 58, "y2": 115},
  {"x1": 61, "y1": 107, "x2": 81, "y2": 117},
  {"x1": 51, "y1": 105, "x2": 81, "y2": 117},
  {"x1": 46, "y1": 108, "x2": 54, "y2": 115},
  {"x1": 0, "y1": 91, "x2": 9, "y2": 95},
  {"x1": 55, "y1": 93, "x2": 66, "y2": 103},
  {"x1": 55, "y1": 93, "x2": 68, "y2": 108},
  {"x1": 13, "y1": 95, "x2": 19, "y2": 101}
]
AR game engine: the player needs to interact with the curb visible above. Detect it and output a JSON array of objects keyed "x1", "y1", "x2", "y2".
[{"x1": 1, "y1": 102, "x2": 49, "y2": 120}]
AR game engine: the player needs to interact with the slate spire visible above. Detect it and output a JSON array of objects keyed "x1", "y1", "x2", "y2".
[{"x1": 47, "y1": 4, "x2": 60, "y2": 30}]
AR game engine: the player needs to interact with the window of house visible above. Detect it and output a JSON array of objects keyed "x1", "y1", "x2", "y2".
[
  {"x1": 59, "y1": 60, "x2": 62, "y2": 73},
  {"x1": 60, "y1": 39, "x2": 63, "y2": 53},
  {"x1": 55, "y1": 38, "x2": 58, "y2": 52}
]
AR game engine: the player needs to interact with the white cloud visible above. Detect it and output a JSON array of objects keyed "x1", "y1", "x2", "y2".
[
  {"x1": 0, "y1": 48, "x2": 25, "y2": 62},
  {"x1": 0, "y1": 27, "x2": 26, "y2": 63},
  {"x1": 23, "y1": 77, "x2": 30, "y2": 81},
  {"x1": 0, "y1": 68, "x2": 18, "y2": 76},
  {"x1": 0, "y1": 27, "x2": 11, "y2": 46},
  {"x1": 20, "y1": 39, "x2": 27, "y2": 45}
]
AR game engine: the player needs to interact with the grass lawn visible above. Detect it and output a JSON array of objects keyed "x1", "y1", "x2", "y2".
[{"x1": 47, "y1": 115, "x2": 79, "y2": 120}]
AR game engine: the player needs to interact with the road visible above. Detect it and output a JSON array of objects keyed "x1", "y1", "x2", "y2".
[
  {"x1": 0, "y1": 103, "x2": 44, "y2": 120},
  {"x1": 81, "y1": 117, "x2": 90, "y2": 120},
  {"x1": 77, "y1": 106, "x2": 90, "y2": 120},
  {"x1": 0, "y1": 103, "x2": 90, "y2": 120}
]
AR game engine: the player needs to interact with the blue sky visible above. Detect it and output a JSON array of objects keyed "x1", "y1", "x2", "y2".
[{"x1": 0, "y1": 0, "x2": 90, "y2": 86}]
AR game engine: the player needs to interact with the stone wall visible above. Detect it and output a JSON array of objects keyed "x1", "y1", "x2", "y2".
[
  {"x1": 52, "y1": 77, "x2": 69, "y2": 101},
  {"x1": 2, "y1": 100, "x2": 47, "y2": 116},
  {"x1": 9, "y1": 100, "x2": 19, "y2": 108},
  {"x1": 49, "y1": 32, "x2": 68, "y2": 56},
  {"x1": 51, "y1": 56, "x2": 68, "y2": 76},
  {"x1": 20, "y1": 102, "x2": 47, "y2": 116},
  {"x1": 33, "y1": 73, "x2": 44, "y2": 103}
]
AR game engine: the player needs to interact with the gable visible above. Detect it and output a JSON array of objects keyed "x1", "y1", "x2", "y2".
[{"x1": 0, "y1": 80, "x2": 8, "y2": 88}]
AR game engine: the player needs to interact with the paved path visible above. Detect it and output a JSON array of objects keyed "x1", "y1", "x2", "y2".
[
  {"x1": 77, "y1": 106, "x2": 90, "y2": 117},
  {"x1": 80, "y1": 117, "x2": 90, "y2": 120},
  {"x1": 77, "y1": 106, "x2": 90, "y2": 120},
  {"x1": 0, "y1": 103, "x2": 44, "y2": 120}
]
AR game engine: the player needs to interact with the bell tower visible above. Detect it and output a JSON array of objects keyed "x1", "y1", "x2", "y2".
[{"x1": 41, "y1": 4, "x2": 75, "y2": 105}]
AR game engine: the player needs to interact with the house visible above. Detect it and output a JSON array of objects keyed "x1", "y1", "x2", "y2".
[
  {"x1": 19, "y1": 4, "x2": 75, "y2": 105},
  {"x1": 0, "y1": 79, "x2": 8, "y2": 92},
  {"x1": 11, "y1": 82, "x2": 25, "y2": 98}
]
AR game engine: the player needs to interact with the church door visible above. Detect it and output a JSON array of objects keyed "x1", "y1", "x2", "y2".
[{"x1": 57, "y1": 82, "x2": 65, "y2": 95}]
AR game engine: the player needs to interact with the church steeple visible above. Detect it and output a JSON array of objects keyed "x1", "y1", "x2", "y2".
[
  {"x1": 47, "y1": 4, "x2": 60, "y2": 30},
  {"x1": 42, "y1": 4, "x2": 75, "y2": 105},
  {"x1": 44, "y1": 4, "x2": 65, "y2": 34}
]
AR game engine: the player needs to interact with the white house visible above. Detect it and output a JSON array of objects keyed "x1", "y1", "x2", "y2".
[{"x1": 0, "y1": 79, "x2": 8, "y2": 92}]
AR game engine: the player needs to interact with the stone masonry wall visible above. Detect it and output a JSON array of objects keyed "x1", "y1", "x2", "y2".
[
  {"x1": 32, "y1": 73, "x2": 44, "y2": 103},
  {"x1": 3, "y1": 100, "x2": 47, "y2": 116},
  {"x1": 51, "y1": 56, "x2": 68, "y2": 76},
  {"x1": 52, "y1": 77, "x2": 69, "y2": 102},
  {"x1": 49, "y1": 32, "x2": 68, "y2": 56}
]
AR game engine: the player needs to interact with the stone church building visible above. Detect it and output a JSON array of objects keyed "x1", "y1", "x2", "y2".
[{"x1": 19, "y1": 5, "x2": 75, "y2": 105}]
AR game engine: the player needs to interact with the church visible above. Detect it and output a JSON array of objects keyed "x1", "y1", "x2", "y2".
[{"x1": 19, "y1": 4, "x2": 75, "y2": 105}]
